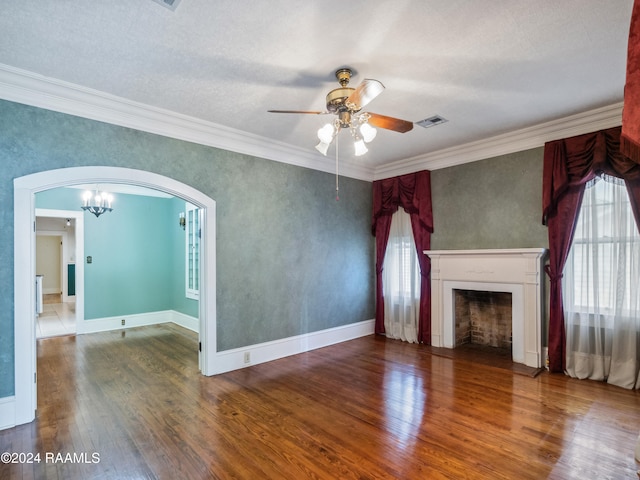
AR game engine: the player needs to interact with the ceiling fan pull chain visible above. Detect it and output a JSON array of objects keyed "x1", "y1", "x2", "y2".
[{"x1": 335, "y1": 131, "x2": 340, "y2": 201}]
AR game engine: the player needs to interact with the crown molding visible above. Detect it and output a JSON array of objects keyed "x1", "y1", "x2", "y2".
[
  {"x1": 373, "y1": 102, "x2": 623, "y2": 180},
  {"x1": 0, "y1": 64, "x2": 374, "y2": 182},
  {"x1": 0, "y1": 64, "x2": 623, "y2": 184}
]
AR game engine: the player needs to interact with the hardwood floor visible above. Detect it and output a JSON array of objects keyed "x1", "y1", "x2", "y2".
[{"x1": 1, "y1": 324, "x2": 639, "y2": 479}]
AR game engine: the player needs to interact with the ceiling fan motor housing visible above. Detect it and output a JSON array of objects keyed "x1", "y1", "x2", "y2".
[
  {"x1": 326, "y1": 87, "x2": 355, "y2": 113},
  {"x1": 326, "y1": 67, "x2": 358, "y2": 114}
]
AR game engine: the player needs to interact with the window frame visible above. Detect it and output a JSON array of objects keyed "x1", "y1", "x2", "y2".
[{"x1": 185, "y1": 202, "x2": 200, "y2": 300}]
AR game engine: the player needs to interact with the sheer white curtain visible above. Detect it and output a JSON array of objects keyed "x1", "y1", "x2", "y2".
[
  {"x1": 563, "y1": 175, "x2": 640, "y2": 389},
  {"x1": 382, "y1": 209, "x2": 420, "y2": 343}
]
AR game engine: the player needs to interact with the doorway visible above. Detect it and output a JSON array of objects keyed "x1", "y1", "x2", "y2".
[
  {"x1": 35, "y1": 209, "x2": 82, "y2": 338},
  {"x1": 14, "y1": 166, "x2": 217, "y2": 427}
]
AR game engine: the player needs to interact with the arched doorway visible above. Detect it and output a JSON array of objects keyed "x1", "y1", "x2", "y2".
[{"x1": 14, "y1": 166, "x2": 216, "y2": 426}]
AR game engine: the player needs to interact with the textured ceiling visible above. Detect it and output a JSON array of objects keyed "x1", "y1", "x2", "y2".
[{"x1": 0, "y1": 1, "x2": 634, "y2": 173}]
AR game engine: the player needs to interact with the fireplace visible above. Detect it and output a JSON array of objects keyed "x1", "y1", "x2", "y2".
[
  {"x1": 426, "y1": 249, "x2": 547, "y2": 368},
  {"x1": 454, "y1": 289, "x2": 512, "y2": 349}
]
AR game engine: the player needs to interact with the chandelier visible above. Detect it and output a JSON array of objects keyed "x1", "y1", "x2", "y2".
[
  {"x1": 315, "y1": 112, "x2": 377, "y2": 157},
  {"x1": 81, "y1": 189, "x2": 114, "y2": 218}
]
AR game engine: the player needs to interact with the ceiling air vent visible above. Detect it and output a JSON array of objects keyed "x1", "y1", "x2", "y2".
[
  {"x1": 416, "y1": 115, "x2": 448, "y2": 129},
  {"x1": 151, "y1": 0, "x2": 181, "y2": 11}
]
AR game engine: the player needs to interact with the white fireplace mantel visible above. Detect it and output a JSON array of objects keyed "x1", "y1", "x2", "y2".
[{"x1": 425, "y1": 248, "x2": 547, "y2": 368}]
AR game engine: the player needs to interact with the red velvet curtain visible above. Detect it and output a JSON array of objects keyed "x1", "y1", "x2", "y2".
[
  {"x1": 622, "y1": 0, "x2": 640, "y2": 161},
  {"x1": 542, "y1": 126, "x2": 640, "y2": 372},
  {"x1": 372, "y1": 170, "x2": 433, "y2": 343}
]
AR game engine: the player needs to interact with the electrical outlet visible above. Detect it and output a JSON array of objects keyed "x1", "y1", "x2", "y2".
[
  {"x1": 121, "y1": 319, "x2": 125, "y2": 326},
  {"x1": 244, "y1": 352, "x2": 250, "y2": 364}
]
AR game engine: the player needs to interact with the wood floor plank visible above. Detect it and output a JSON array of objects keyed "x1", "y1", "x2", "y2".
[{"x1": 1, "y1": 324, "x2": 639, "y2": 479}]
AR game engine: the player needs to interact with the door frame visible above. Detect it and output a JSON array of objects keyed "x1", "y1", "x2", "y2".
[{"x1": 14, "y1": 166, "x2": 217, "y2": 426}]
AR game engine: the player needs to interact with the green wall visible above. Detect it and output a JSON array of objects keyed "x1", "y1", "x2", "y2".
[
  {"x1": 430, "y1": 148, "x2": 548, "y2": 250},
  {"x1": 0, "y1": 99, "x2": 375, "y2": 398},
  {"x1": 36, "y1": 188, "x2": 198, "y2": 319}
]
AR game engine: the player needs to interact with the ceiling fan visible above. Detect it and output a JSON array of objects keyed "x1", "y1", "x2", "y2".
[{"x1": 268, "y1": 68, "x2": 414, "y2": 156}]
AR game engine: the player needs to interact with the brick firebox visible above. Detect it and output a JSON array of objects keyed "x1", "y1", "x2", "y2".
[{"x1": 454, "y1": 289, "x2": 512, "y2": 350}]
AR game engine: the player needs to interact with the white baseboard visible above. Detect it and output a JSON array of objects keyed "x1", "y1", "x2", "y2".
[
  {"x1": 78, "y1": 313, "x2": 373, "y2": 375},
  {"x1": 213, "y1": 319, "x2": 375, "y2": 374},
  {"x1": 78, "y1": 310, "x2": 199, "y2": 334},
  {"x1": 170, "y1": 311, "x2": 199, "y2": 332},
  {"x1": 0, "y1": 396, "x2": 15, "y2": 430},
  {"x1": 78, "y1": 310, "x2": 175, "y2": 334}
]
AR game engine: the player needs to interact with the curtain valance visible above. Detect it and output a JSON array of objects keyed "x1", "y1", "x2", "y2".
[
  {"x1": 372, "y1": 170, "x2": 433, "y2": 235},
  {"x1": 542, "y1": 126, "x2": 640, "y2": 226}
]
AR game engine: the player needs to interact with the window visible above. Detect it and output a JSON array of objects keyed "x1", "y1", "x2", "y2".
[
  {"x1": 185, "y1": 202, "x2": 200, "y2": 300},
  {"x1": 562, "y1": 175, "x2": 640, "y2": 387},
  {"x1": 386, "y1": 229, "x2": 420, "y2": 301},
  {"x1": 382, "y1": 209, "x2": 420, "y2": 343},
  {"x1": 564, "y1": 176, "x2": 640, "y2": 316}
]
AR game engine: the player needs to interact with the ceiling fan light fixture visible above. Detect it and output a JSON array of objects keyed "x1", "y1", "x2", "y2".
[
  {"x1": 317, "y1": 123, "x2": 336, "y2": 144},
  {"x1": 315, "y1": 141, "x2": 331, "y2": 156},
  {"x1": 354, "y1": 138, "x2": 368, "y2": 156},
  {"x1": 359, "y1": 122, "x2": 377, "y2": 143}
]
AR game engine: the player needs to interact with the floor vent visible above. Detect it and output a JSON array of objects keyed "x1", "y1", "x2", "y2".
[
  {"x1": 151, "y1": 0, "x2": 181, "y2": 11},
  {"x1": 416, "y1": 115, "x2": 448, "y2": 128}
]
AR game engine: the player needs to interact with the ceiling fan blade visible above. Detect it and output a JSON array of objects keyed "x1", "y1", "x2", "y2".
[
  {"x1": 346, "y1": 79, "x2": 385, "y2": 110},
  {"x1": 267, "y1": 110, "x2": 327, "y2": 115},
  {"x1": 367, "y1": 113, "x2": 414, "y2": 133}
]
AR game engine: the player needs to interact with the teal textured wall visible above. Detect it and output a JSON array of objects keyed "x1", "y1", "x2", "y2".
[
  {"x1": 35, "y1": 189, "x2": 199, "y2": 319},
  {"x1": 430, "y1": 148, "x2": 548, "y2": 250},
  {"x1": 83, "y1": 193, "x2": 174, "y2": 318},
  {"x1": 0, "y1": 99, "x2": 375, "y2": 397},
  {"x1": 37, "y1": 188, "x2": 176, "y2": 319}
]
